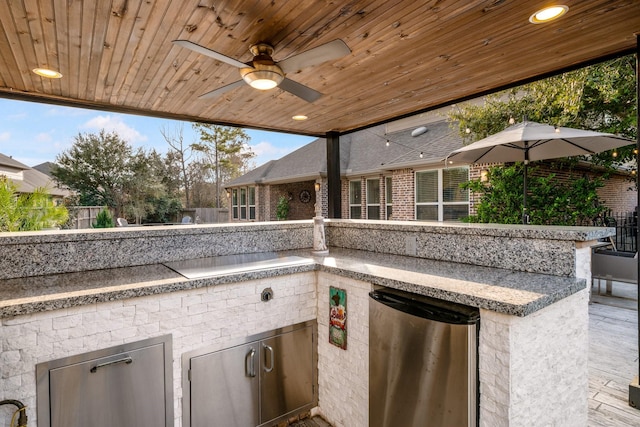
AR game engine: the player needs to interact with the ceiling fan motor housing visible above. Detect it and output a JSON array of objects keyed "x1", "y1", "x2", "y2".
[{"x1": 240, "y1": 43, "x2": 285, "y2": 89}]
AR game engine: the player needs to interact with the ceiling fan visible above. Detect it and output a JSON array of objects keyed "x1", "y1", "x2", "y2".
[{"x1": 173, "y1": 39, "x2": 351, "y2": 103}]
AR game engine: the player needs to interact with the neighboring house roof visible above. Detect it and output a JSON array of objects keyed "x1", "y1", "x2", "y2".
[
  {"x1": 0, "y1": 155, "x2": 70, "y2": 198},
  {"x1": 227, "y1": 120, "x2": 464, "y2": 187},
  {"x1": 33, "y1": 161, "x2": 58, "y2": 177},
  {"x1": 0, "y1": 153, "x2": 31, "y2": 173}
]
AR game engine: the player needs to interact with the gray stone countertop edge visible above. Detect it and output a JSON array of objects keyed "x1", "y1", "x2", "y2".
[{"x1": 0, "y1": 248, "x2": 586, "y2": 319}]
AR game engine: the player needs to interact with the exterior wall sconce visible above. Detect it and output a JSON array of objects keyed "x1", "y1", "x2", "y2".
[
  {"x1": 314, "y1": 182, "x2": 321, "y2": 192},
  {"x1": 480, "y1": 170, "x2": 489, "y2": 182}
]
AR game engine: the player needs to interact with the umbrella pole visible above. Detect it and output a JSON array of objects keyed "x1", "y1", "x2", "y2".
[{"x1": 522, "y1": 143, "x2": 529, "y2": 224}]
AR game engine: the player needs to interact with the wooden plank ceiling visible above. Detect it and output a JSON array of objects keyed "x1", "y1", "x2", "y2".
[{"x1": 0, "y1": 0, "x2": 638, "y2": 137}]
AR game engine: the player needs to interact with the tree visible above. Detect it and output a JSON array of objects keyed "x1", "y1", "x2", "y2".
[
  {"x1": 448, "y1": 54, "x2": 637, "y2": 224},
  {"x1": 161, "y1": 124, "x2": 194, "y2": 208},
  {"x1": 53, "y1": 130, "x2": 132, "y2": 216},
  {"x1": 53, "y1": 129, "x2": 182, "y2": 223},
  {"x1": 0, "y1": 177, "x2": 69, "y2": 231},
  {"x1": 191, "y1": 124, "x2": 255, "y2": 208}
]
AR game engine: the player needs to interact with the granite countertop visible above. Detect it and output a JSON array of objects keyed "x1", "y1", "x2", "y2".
[{"x1": 0, "y1": 248, "x2": 586, "y2": 318}]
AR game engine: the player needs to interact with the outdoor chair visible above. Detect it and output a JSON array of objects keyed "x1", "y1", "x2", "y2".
[
  {"x1": 181, "y1": 216, "x2": 192, "y2": 224},
  {"x1": 116, "y1": 217, "x2": 129, "y2": 227}
]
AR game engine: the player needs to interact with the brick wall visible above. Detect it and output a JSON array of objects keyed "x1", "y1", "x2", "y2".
[
  {"x1": 270, "y1": 181, "x2": 316, "y2": 220},
  {"x1": 391, "y1": 168, "x2": 414, "y2": 220},
  {"x1": 597, "y1": 173, "x2": 636, "y2": 214},
  {"x1": 341, "y1": 179, "x2": 350, "y2": 219}
]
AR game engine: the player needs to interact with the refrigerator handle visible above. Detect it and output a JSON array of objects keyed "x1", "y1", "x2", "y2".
[
  {"x1": 245, "y1": 348, "x2": 256, "y2": 378},
  {"x1": 263, "y1": 344, "x2": 274, "y2": 373}
]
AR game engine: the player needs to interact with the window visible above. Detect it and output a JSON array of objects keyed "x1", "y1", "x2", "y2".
[
  {"x1": 366, "y1": 178, "x2": 381, "y2": 219},
  {"x1": 349, "y1": 180, "x2": 361, "y2": 219},
  {"x1": 415, "y1": 167, "x2": 469, "y2": 221},
  {"x1": 232, "y1": 187, "x2": 256, "y2": 220},
  {"x1": 240, "y1": 188, "x2": 247, "y2": 220},
  {"x1": 248, "y1": 187, "x2": 256, "y2": 220},
  {"x1": 232, "y1": 189, "x2": 239, "y2": 219},
  {"x1": 385, "y1": 176, "x2": 392, "y2": 220}
]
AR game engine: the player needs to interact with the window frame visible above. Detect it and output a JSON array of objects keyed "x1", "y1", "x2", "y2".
[
  {"x1": 232, "y1": 189, "x2": 239, "y2": 219},
  {"x1": 385, "y1": 176, "x2": 392, "y2": 220},
  {"x1": 366, "y1": 177, "x2": 381, "y2": 220},
  {"x1": 349, "y1": 180, "x2": 362, "y2": 219},
  {"x1": 414, "y1": 167, "x2": 469, "y2": 222}
]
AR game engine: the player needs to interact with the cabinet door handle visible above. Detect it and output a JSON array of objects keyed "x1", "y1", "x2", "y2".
[
  {"x1": 90, "y1": 356, "x2": 133, "y2": 373},
  {"x1": 245, "y1": 348, "x2": 256, "y2": 378},
  {"x1": 263, "y1": 344, "x2": 274, "y2": 373}
]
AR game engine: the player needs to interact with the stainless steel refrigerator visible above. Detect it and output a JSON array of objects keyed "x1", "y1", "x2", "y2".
[{"x1": 369, "y1": 288, "x2": 480, "y2": 427}]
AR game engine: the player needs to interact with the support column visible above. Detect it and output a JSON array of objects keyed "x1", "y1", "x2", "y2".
[
  {"x1": 326, "y1": 131, "x2": 342, "y2": 218},
  {"x1": 630, "y1": 33, "x2": 640, "y2": 409}
]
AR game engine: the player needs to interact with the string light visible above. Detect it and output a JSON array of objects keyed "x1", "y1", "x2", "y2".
[
  {"x1": 554, "y1": 125, "x2": 560, "y2": 133},
  {"x1": 509, "y1": 117, "x2": 515, "y2": 124},
  {"x1": 612, "y1": 150, "x2": 618, "y2": 158},
  {"x1": 465, "y1": 128, "x2": 471, "y2": 134}
]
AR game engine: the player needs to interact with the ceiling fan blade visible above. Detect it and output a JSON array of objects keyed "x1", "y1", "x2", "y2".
[
  {"x1": 198, "y1": 80, "x2": 245, "y2": 99},
  {"x1": 173, "y1": 40, "x2": 250, "y2": 69},
  {"x1": 279, "y1": 39, "x2": 350, "y2": 74},
  {"x1": 278, "y1": 78, "x2": 322, "y2": 103}
]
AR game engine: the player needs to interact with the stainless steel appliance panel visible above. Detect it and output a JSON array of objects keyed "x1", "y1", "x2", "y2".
[
  {"x1": 369, "y1": 289, "x2": 479, "y2": 427},
  {"x1": 260, "y1": 326, "x2": 315, "y2": 424},
  {"x1": 190, "y1": 343, "x2": 260, "y2": 427},
  {"x1": 47, "y1": 342, "x2": 169, "y2": 427}
]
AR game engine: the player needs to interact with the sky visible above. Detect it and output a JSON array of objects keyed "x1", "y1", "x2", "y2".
[{"x1": 0, "y1": 98, "x2": 315, "y2": 168}]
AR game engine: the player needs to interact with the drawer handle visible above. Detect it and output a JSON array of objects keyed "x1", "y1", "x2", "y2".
[
  {"x1": 263, "y1": 344, "x2": 274, "y2": 373},
  {"x1": 245, "y1": 348, "x2": 256, "y2": 378},
  {"x1": 90, "y1": 356, "x2": 133, "y2": 373}
]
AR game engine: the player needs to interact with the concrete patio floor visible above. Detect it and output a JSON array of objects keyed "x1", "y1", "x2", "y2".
[{"x1": 589, "y1": 280, "x2": 640, "y2": 426}]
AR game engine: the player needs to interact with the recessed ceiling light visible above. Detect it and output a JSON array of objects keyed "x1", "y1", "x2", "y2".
[
  {"x1": 292, "y1": 115, "x2": 308, "y2": 121},
  {"x1": 529, "y1": 5, "x2": 569, "y2": 24},
  {"x1": 32, "y1": 68, "x2": 63, "y2": 78}
]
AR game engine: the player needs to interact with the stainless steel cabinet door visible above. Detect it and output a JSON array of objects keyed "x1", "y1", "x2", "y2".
[
  {"x1": 49, "y1": 344, "x2": 167, "y2": 427},
  {"x1": 260, "y1": 326, "x2": 314, "y2": 424},
  {"x1": 189, "y1": 343, "x2": 260, "y2": 427}
]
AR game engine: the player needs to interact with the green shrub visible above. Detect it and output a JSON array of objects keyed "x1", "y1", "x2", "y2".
[
  {"x1": 0, "y1": 177, "x2": 69, "y2": 231},
  {"x1": 462, "y1": 163, "x2": 605, "y2": 225},
  {"x1": 93, "y1": 207, "x2": 115, "y2": 228},
  {"x1": 276, "y1": 195, "x2": 289, "y2": 220}
]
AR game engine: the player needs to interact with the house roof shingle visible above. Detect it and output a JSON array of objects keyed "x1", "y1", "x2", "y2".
[{"x1": 226, "y1": 120, "x2": 464, "y2": 187}]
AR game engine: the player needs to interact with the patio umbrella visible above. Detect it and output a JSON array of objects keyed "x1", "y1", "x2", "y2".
[{"x1": 445, "y1": 120, "x2": 634, "y2": 223}]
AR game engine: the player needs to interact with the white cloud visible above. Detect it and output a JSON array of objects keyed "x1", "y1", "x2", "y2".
[
  {"x1": 81, "y1": 114, "x2": 148, "y2": 144},
  {"x1": 36, "y1": 132, "x2": 53, "y2": 143},
  {"x1": 251, "y1": 140, "x2": 302, "y2": 165},
  {"x1": 7, "y1": 112, "x2": 27, "y2": 120},
  {"x1": 0, "y1": 131, "x2": 10, "y2": 142}
]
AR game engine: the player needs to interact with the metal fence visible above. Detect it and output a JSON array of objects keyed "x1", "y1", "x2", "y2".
[{"x1": 597, "y1": 210, "x2": 637, "y2": 253}]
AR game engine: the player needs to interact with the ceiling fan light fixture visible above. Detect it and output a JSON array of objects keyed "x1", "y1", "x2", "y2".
[
  {"x1": 240, "y1": 66, "x2": 284, "y2": 90},
  {"x1": 529, "y1": 5, "x2": 568, "y2": 24}
]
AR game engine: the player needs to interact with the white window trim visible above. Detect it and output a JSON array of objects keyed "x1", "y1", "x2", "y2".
[
  {"x1": 414, "y1": 167, "x2": 469, "y2": 221},
  {"x1": 349, "y1": 180, "x2": 362, "y2": 219},
  {"x1": 366, "y1": 177, "x2": 381, "y2": 219},
  {"x1": 385, "y1": 176, "x2": 392, "y2": 220}
]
